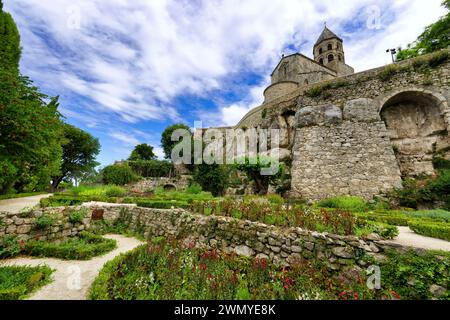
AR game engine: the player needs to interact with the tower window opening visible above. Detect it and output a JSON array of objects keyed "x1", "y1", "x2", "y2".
[
  {"x1": 319, "y1": 58, "x2": 324, "y2": 65},
  {"x1": 328, "y1": 43, "x2": 333, "y2": 50},
  {"x1": 328, "y1": 54, "x2": 334, "y2": 62},
  {"x1": 319, "y1": 47, "x2": 323, "y2": 54}
]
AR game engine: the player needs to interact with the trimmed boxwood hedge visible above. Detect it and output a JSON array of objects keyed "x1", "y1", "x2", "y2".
[
  {"x1": 136, "y1": 200, "x2": 190, "y2": 209},
  {"x1": 408, "y1": 220, "x2": 450, "y2": 241},
  {"x1": 24, "y1": 232, "x2": 117, "y2": 260}
]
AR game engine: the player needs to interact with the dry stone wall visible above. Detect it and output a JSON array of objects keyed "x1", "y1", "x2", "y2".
[
  {"x1": 291, "y1": 100, "x2": 403, "y2": 200},
  {"x1": 0, "y1": 207, "x2": 91, "y2": 242},
  {"x1": 87, "y1": 204, "x2": 405, "y2": 272}
]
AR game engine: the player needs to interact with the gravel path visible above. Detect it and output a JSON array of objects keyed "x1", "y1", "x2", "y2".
[
  {"x1": 0, "y1": 194, "x2": 52, "y2": 213},
  {"x1": 0, "y1": 235, "x2": 145, "y2": 300},
  {"x1": 387, "y1": 227, "x2": 450, "y2": 251}
]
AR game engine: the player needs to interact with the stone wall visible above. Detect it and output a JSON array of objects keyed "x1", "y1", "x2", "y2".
[
  {"x1": 0, "y1": 207, "x2": 91, "y2": 242},
  {"x1": 87, "y1": 204, "x2": 405, "y2": 271},
  {"x1": 291, "y1": 100, "x2": 403, "y2": 200},
  {"x1": 129, "y1": 176, "x2": 191, "y2": 193}
]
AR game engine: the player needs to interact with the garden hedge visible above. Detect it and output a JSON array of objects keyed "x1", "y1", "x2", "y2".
[{"x1": 408, "y1": 220, "x2": 450, "y2": 241}]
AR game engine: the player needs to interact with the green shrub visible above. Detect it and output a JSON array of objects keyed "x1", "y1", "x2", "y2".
[
  {"x1": 136, "y1": 200, "x2": 190, "y2": 209},
  {"x1": 24, "y1": 232, "x2": 117, "y2": 260},
  {"x1": 68, "y1": 208, "x2": 87, "y2": 224},
  {"x1": 104, "y1": 185, "x2": 126, "y2": 198},
  {"x1": 305, "y1": 86, "x2": 323, "y2": 97},
  {"x1": 378, "y1": 64, "x2": 399, "y2": 81},
  {"x1": 186, "y1": 182, "x2": 203, "y2": 195},
  {"x1": 427, "y1": 50, "x2": 450, "y2": 68},
  {"x1": 318, "y1": 196, "x2": 368, "y2": 212},
  {"x1": 34, "y1": 214, "x2": 57, "y2": 230},
  {"x1": 0, "y1": 265, "x2": 53, "y2": 300},
  {"x1": 0, "y1": 235, "x2": 22, "y2": 259},
  {"x1": 392, "y1": 170, "x2": 450, "y2": 209},
  {"x1": 380, "y1": 249, "x2": 450, "y2": 300},
  {"x1": 406, "y1": 210, "x2": 450, "y2": 222},
  {"x1": 128, "y1": 160, "x2": 173, "y2": 178},
  {"x1": 266, "y1": 194, "x2": 285, "y2": 205},
  {"x1": 408, "y1": 220, "x2": 450, "y2": 241},
  {"x1": 101, "y1": 164, "x2": 138, "y2": 186}
]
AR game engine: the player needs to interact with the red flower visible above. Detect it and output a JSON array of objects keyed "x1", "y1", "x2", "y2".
[
  {"x1": 18, "y1": 239, "x2": 26, "y2": 250},
  {"x1": 391, "y1": 291, "x2": 401, "y2": 300},
  {"x1": 200, "y1": 263, "x2": 207, "y2": 271}
]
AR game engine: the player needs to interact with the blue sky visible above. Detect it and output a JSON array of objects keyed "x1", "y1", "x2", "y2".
[{"x1": 4, "y1": 0, "x2": 447, "y2": 167}]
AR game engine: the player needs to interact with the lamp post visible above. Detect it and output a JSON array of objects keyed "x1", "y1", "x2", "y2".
[{"x1": 386, "y1": 48, "x2": 397, "y2": 63}]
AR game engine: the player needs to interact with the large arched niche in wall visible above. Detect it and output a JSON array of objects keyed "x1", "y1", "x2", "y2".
[{"x1": 380, "y1": 90, "x2": 450, "y2": 177}]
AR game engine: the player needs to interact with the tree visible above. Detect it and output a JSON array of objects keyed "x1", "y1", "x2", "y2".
[
  {"x1": 397, "y1": 1, "x2": 450, "y2": 61},
  {"x1": 129, "y1": 143, "x2": 156, "y2": 161},
  {"x1": 0, "y1": 1, "x2": 21, "y2": 72},
  {"x1": 161, "y1": 123, "x2": 192, "y2": 159},
  {"x1": 234, "y1": 156, "x2": 282, "y2": 195},
  {"x1": 0, "y1": 4, "x2": 63, "y2": 194},
  {"x1": 193, "y1": 163, "x2": 228, "y2": 196},
  {"x1": 51, "y1": 124, "x2": 100, "y2": 190}
]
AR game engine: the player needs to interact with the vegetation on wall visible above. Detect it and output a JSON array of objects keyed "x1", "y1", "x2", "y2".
[{"x1": 128, "y1": 160, "x2": 174, "y2": 178}]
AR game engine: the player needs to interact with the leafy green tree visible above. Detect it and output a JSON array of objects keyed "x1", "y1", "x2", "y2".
[
  {"x1": 397, "y1": 1, "x2": 450, "y2": 61},
  {"x1": 0, "y1": 0, "x2": 21, "y2": 72},
  {"x1": 129, "y1": 143, "x2": 156, "y2": 161},
  {"x1": 51, "y1": 124, "x2": 101, "y2": 190},
  {"x1": 192, "y1": 164, "x2": 228, "y2": 196},
  {"x1": 234, "y1": 156, "x2": 282, "y2": 195},
  {"x1": 0, "y1": 3, "x2": 63, "y2": 194},
  {"x1": 161, "y1": 124, "x2": 192, "y2": 159}
]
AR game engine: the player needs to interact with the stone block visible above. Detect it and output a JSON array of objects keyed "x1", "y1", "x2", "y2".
[{"x1": 343, "y1": 98, "x2": 380, "y2": 122}]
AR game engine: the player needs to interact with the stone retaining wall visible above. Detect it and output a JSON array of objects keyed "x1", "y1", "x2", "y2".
[
  {"x1": 1, "y1": 204, "x2": 410, "y2": 271},
  {"x1": 89, "y1": 204, "x2": 404, "y2": 271},
  {"x1": 0, "y1": 207, "x2": 90, "y2": 242}
]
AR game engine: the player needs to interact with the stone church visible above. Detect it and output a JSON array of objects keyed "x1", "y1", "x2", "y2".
[{"x1": 217, "y1": 27, "x2": 450, "y2": 200}]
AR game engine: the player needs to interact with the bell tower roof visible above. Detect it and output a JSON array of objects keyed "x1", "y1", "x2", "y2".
[{"x1": 314, "y1": 26, "x2": 342, "y2": 47}]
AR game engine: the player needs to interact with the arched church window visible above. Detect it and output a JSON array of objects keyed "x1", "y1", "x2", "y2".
[
  {"x1": 319, "y1": 58, "x2": 324, "y2": 65},
  {"x1": 328, "y1": 54, "x2": 334, "y2": 62},
  {"x1": 338, "y1": 54, "x2": 342, "y2": 61},
  {"x1": 319, "y1": 47, "x2": 323, "y2": 54},
  {"x1": 337, "y1": 43, "x2": 341, "y2": 50},
  {"x1": 328, "y1": 43, "x2": 333, "y2": 50}
]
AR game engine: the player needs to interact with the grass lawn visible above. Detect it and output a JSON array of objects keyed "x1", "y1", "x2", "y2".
[{"x1": 0, "y1": 265, "x2": 53, "y2": 300}]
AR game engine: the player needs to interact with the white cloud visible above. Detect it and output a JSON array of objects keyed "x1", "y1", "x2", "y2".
[
  {"x1": 109, "y1": 132, "x2": 140, "y2": 146},
  {"x1": 4, "y1": 0, "x2": 447, "y2": 129}
]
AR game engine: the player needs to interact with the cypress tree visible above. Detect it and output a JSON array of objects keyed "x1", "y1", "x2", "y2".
[{"x1": 0, "y1": 0, "x2": 21, "y2": 71}]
